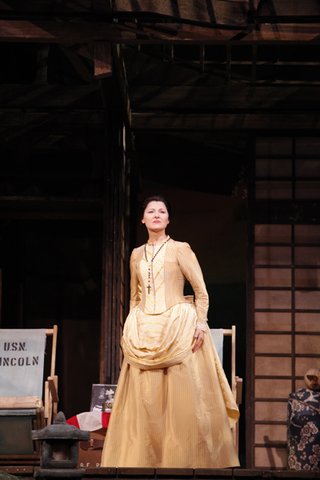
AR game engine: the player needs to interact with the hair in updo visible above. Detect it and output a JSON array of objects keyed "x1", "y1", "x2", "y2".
[{"x1": 139, "y1": 194, "x2": 172, "y2": 223}]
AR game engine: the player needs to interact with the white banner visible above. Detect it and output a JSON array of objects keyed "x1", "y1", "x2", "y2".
[{"x1": 0, "y1": 329, "x2": 47, "y2": 398}]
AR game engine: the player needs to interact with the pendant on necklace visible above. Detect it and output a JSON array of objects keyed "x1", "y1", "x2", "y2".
[
  {"x1": 145, "y1": 237, "x2": 169, "y2": 296},
  {"x1": 147, "y1": 263, "x2": 151, "y2": 294}
]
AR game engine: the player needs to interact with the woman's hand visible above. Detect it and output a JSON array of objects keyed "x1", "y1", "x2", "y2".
[{"x1": 193, "y1": 328, "x2": 204, "y2": 353}]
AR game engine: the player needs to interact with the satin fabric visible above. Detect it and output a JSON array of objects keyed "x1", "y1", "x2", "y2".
[
  {"x1": 101, "y1": 326, "x2": 239, "y2": 468},
  {"x1": 122, "y1": 303, "x2": 197, "y2": 369}
]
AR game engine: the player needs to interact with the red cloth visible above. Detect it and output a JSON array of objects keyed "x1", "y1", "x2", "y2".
[{"x1": 67, "y1": 411, "x2": 110, "y2": 430}]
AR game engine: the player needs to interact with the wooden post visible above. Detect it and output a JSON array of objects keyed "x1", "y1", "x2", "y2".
[{"x1": 99, "y1": 75, "x2": 130, "y2": 384}]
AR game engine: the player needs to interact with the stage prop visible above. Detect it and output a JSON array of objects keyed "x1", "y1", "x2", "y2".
[
  {"x1": 210, "y1": 326, "x2": 243, "y2": 453},
  {"x1": 67, "y1": 384, "x2": 115, "y2": 467},
  {"x1": 0, "y1": 326, "x2": 59, "y2": 458},
  {"x1": 32, "y1": 411, "x2": 90, "y2": 480},
  {"x1": 67, "y1": 411, "x2": 110, "y2": 431},
  {"x1": 90, "y1": 384, "x2": 117, "y2": 412},
  {"x1": 78, "y1": 428, "x2": 107, "y2": 468},
  {"x1": 287, "y1": 367, "x2": 320, "y2": 471},
  {"x1": 67, "y1": 412, "x2": 109, "y2": 468}
]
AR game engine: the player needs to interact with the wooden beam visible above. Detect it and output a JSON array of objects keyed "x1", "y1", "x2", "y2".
[
  {"x1": 113, "y1": 0, "x2": 320, "y2": 25},
  {"x1": 131, "y1": 112, "x2": 320, "y2": 130},
  {"x1": 1, "y1": 20, "x2": 320, "y2": 45},
  {"x1": 94, "y1": 41, "x2": 113, "y2": 79},
  {"x1": 123, "y1": 22, "x2": 243, "y2": 42},
  {"x1": 0, "y1": 19, "x2": 241, "y2": 44},
  {"x1": 0, "y1": 20, "x2": 129, "y2": 43},
  {"x1": 115, "y1": 0, "x2": 320, "y2": 18},
  {"x1": 129, "y1": 85, "x2": 320, "y2": 111},
  {"x1": 121, "y1": 21, "x2": 245, "y2": 42},
  {"x1": 48, "y1": 376, "x2": 59, "y2": 404},
  {"x1": 136, "y1": 23, "x2": 320, "y2": 44},
  {"x1": 114, "y1": 0, "x2": 249, "y2": 25},
  {"x1": 0, "y1": 396, "x2": 42, "y2": 409},
  {"x1": 123, "y1": 22, "x2": 320, "y2": 44}
]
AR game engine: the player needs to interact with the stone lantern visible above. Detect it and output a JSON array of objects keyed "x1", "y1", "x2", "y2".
[{"x1": 32, "y1": 411, "x2": 90, "y2": 479}]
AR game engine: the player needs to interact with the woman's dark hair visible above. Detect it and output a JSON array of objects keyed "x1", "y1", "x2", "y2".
[{"x1": 139, "y1": 194, "x2": 172, "y2": 223}]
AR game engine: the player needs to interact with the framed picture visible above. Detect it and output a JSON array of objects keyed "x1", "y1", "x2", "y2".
[{"x1": 90, "y1": 384, "x2": 117, "y2": 412}]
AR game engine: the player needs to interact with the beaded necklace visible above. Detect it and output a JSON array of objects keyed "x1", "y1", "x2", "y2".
[{"x1": 144, "y1": 236, "x2": 170, "y2": 294}]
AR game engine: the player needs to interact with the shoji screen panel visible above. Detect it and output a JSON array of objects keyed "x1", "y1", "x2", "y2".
[{"x1": 248, "y1": 137, "x2": 320, "y2": 469}]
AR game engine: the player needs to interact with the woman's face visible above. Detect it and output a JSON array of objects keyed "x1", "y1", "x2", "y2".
[
  {"x1": 304, "y1": 367, "x2": 320, "y2": 390},
  {"x1": 142, "y1": 201, "x2": 170, "y2": 233}
]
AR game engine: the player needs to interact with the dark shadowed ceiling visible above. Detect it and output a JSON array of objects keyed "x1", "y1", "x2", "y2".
[{"x1": 1, "y1": 0, "x2": 320, "y2": 199}]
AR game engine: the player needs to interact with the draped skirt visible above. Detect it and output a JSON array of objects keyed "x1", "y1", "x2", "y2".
[{"x1": 101, "y1": 304, "x2": 240, "y2": 468}]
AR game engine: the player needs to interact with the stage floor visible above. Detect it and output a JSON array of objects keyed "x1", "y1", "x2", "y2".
[{"x1": 1, "y1": 466, "x2": 320, "y2": 480}]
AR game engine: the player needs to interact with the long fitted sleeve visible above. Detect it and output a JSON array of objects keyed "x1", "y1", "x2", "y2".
[{"x1": 176, "y1": 242, "x2": 209, "y2": 327}]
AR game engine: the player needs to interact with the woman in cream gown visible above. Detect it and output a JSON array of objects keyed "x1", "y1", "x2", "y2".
[{"x1": 101, "y1": 195, "x2": 240, "y2": 469}]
